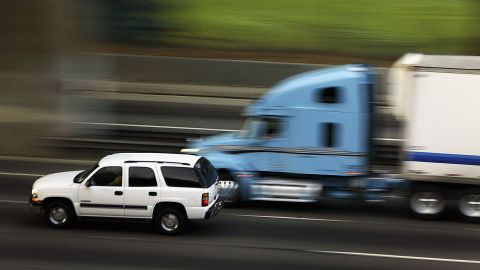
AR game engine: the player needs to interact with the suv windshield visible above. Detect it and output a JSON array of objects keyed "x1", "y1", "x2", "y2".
[
  {"x1": 195, "y1": 158, "x2": 218, "y2": 187},
  {"x1": 73, "y1": 163, "x2": 99, "y2": 183}
]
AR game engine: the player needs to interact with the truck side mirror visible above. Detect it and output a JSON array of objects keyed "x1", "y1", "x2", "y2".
[{"x1": 85, "y1": 180, "x2": 91, "y2": 187}]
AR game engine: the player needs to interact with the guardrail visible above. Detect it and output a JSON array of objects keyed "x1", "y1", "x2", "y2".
[{"x1": 45, "y1": 53, "x2": 399, "y2": 164}]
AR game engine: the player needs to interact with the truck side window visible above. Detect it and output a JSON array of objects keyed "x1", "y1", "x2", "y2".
[
  {"x1": 161, "y1": 167, "x2": 202, "y2": 188},
  {"x1": 261, "y1": 118, "x2": 284, "y2": 139},
  {"x1": 129, "y1": 167, "x2": 157, "y2": 187},
  {"x1": 89, "y1": 166, "x2": 122, "y2": 186},
  {"x1": 322, "y1": 123, "x2": 338, "y2": 148},
  {"x1": 317, "y1": 87, "x2": 340, "y2": 103}
]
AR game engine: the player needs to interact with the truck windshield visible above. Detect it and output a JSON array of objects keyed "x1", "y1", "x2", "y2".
[
  {"x1": 73, "y1": 163, "x2": 99, "y2": 183},
  {"x1": 237, "y1": 117, "x2": 261, "y2": 138},
  {"x1": 195, "y1": 158, "x2": 219, "y2": 187},
  {"x1": 238, "y1": 117, "x2": 285, "y2": 139}
]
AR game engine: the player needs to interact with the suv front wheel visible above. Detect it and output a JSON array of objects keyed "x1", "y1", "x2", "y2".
[
  {"x1": 154, "y1": 207, "x2": 187, "y2": 235},
  {"x1": 44, "y1": 201, "x2": 75, "y2": 229}
]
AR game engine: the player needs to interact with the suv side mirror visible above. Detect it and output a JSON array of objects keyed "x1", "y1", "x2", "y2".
[{"x1": 85, "y1": 180, "x2": 91, "y2": 187}]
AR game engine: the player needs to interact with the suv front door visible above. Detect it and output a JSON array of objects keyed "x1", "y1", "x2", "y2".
[{"x1": 78, "y1": 166, "x2": 125, "y2": 217}]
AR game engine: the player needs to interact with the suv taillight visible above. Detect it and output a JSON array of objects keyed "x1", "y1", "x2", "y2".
[{"x1": 202, "y1": 193, "x2": 209, "y2": 207}]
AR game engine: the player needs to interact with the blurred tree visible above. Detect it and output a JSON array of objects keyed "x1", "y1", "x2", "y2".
[
  {"x1": 471, "y1": 0, "x2": 480, "y2": 55},
  {"x1": 99, "y1": 0, "x2": 174, "y2": 45}
]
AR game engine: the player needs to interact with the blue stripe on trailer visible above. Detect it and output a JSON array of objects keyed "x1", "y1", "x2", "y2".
[{"x1": 407, "y1": 152, "x2": 480, "y2": 166}]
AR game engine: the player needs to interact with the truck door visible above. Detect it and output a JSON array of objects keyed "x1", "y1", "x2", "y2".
[
  {"x1": 78, "y1": 166, "x2": 125, "y2": 217},
  {"x1": 247, "y1": 117, "x2": 291, "y2": 173},
  {"x1": 290, "y1": 83, "x2": 369, "y2": 176},
  {"x1": 123, "y1": 163, "x2": 160, "y2": 218}
]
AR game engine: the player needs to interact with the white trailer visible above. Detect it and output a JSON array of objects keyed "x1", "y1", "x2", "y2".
[{"x1": 389, "y1": 54, "x2": 480, "y2": 219}]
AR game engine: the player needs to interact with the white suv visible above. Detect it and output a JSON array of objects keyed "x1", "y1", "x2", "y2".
[{"x1": 29, "y1": 153, "x2": 223, "y2": 235}]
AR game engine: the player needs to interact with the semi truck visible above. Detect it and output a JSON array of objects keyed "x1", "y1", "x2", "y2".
[{"x1": 181, "y1": 54, "x2": 480, "y2": 220}]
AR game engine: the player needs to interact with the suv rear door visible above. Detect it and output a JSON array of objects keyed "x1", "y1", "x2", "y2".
[
  {"x1": 124, "y1": 162, "x2": 160, "y2": 217},
  {"x1": 160, "y1": 160, "x2": 219, "y2": 208}
]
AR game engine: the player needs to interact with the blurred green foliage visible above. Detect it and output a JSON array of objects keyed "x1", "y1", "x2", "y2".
[{"x1": 158, "y1": 0, "x2": 477, "y2": 58}]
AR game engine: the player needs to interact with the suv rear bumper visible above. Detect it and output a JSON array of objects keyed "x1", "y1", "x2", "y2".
[{"x1": 205, "y1": 200, "x2": 223, "y2": 219}]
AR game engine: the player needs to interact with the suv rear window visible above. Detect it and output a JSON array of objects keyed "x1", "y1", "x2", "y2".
[
  {"x1": 161, "y1": 167, "x2": 202, "y2": 188},
  {"x1": 195, "y1": 158, "x2": 218, "y2": 187}
]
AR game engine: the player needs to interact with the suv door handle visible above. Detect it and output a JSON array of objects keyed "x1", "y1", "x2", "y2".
[
  {"x1": 149, "y1": 192, "x2": 157, "y2": 196},
  {"x1": 114, "y1": 191, "x2": 123, "y2": 196}
]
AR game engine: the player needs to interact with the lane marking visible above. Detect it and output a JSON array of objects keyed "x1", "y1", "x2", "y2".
[
  {"x1": 0, "y1": 155, "x2": 94, "y2": 165},
  {"x1": 0, "y1": 200, "x2": 27, "y2": 204},
  {"x1": 92, "y1": 52, "x2": 330, "y2": 67},
  {"x1": 307, "y1": 250, "x2": 480, "y2": 265},
  {"x1": 228, "y1": 214, "x2": 352, "y2": 223},
  {"x1": 72, "y1": 121, "x2": 239, "y2": 133},
  {"x1": 1, "y1": 224, "x2": 477, "y2": 266},
  {"x1": 228, "y1": 213, "x2": 480, "y2": 233},
  {"x1": 0, "y1": 172, "x2": 44, "y2": 177}
]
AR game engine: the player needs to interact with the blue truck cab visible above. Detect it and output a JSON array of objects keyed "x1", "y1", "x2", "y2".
[{"x1": 183, "y1": 64, "x2": 382, "y2": 202}]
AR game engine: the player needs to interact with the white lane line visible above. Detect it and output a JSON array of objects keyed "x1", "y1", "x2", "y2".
[
  {"x1": 0, "y1": 172, "x2": 44, "y2": 177},
  {"x1": 307, "y1": 250, "x2": 480, "y2": 265},
  {"x1": 71, "y1": 121, "x2": 239, "y2": 132},
  {"x1": 92, "y1": 52, "x2": 330, "y2": 67},
  {"x1": 228, "y1": 214, "x2": 352, "y2": 223},
  {"x1": 0, "y1": 200, "x2": 27, "y2": 204},
  {"x1": 0, "y1": 155, "x2": 94, "y2": 165},
  {"x1": 229, "y1": 214, "x2": 480, "y2": 233}
]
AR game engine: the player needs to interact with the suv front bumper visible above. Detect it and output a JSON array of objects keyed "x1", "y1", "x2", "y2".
[
  {"x1": 29, "y1": 196, "x2": 43, "y2": 216},
  {"x1": 205, "y1": 200, "x2": 223, "y2": 219}
]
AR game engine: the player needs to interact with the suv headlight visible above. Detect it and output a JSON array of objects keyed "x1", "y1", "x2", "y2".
[{"x1": 31, "y1": 191, "x2": 41, "y2": 203}]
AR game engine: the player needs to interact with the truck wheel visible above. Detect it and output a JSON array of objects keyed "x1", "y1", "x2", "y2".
[
  {"x1": 458, "y1": 191, "x2": 480, "y2": 222},
  {"x1": 44, "y1": 202, "x2": 75, "y2": 229},
  {"x1": 218, "y1": 171, "x2": 241, "y2": 205},
  {"x1": 409, "y1": 188, "x2": 445, "y2": 220},
  {"x1": 154, "y1": 208, "x2": 186, "y2": 235}
]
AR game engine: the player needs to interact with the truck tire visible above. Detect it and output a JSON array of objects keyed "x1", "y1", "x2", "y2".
[
  {"x1": 44, "y1": 201, "x2": 75, "y2": 229},
  {"x1": 154, "y1": 207, "x2": 187, "y2": 235},
  {"x1": 457, "y1": 190, "x2": 480, "y2": 222},
  {"x1": 409, "y1": 187, "x2": 445, "y2": 220}
]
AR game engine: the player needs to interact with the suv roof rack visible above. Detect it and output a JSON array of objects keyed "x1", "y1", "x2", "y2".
[{"x1": 124, "y1": 160, "x2": 190, "y2": 166}]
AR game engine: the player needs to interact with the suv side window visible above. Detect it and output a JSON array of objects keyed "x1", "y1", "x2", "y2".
[
  {"x1": 89, "y1": 166, "x2": 122, "y2": 186},
  {"x1": 129, "y1": 167, "x2": 157, "y2": 187},
  {"x1": 161, "y1": 167, "x2": 201, "y2": 188}
]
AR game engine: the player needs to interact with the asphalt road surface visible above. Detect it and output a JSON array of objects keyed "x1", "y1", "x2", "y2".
[{"x1": 1, "y1": 159, "x2": 480, "y2": 270}]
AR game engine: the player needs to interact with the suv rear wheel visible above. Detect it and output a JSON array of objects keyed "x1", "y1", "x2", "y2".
[{"x1": 154, "y1": 207, "x2": 187, "y2": 235}]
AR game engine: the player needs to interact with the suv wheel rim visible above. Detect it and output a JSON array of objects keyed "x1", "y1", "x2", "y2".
[
  {"x1": 459, "y1": 194, "x2": 480, "y2": 217},
  {"x1": 161, "y1": 213, "x2": 179, "y2": 232},
  {"x1": 410, "y1": 192, "x2": 445, "y2": 215},
  {"x1": 49, "y1": 207, "x2": 67, "y2": 225}
]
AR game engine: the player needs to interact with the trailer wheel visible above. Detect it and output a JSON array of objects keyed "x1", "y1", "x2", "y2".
[
  {"x1": 458, "y1": 191, "x2": 480, "y2": 222},
  {"x1": 409, "y1": 188, "x2": 445, "y2": 220}
]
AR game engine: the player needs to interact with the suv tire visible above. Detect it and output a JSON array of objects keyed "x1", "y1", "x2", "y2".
[
  {"x1": 44, "y1": 201, "x2": 75, "y2": 229},
  {"x1": 154, "y1": 207, "x2": 187, "y2": 235}
]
